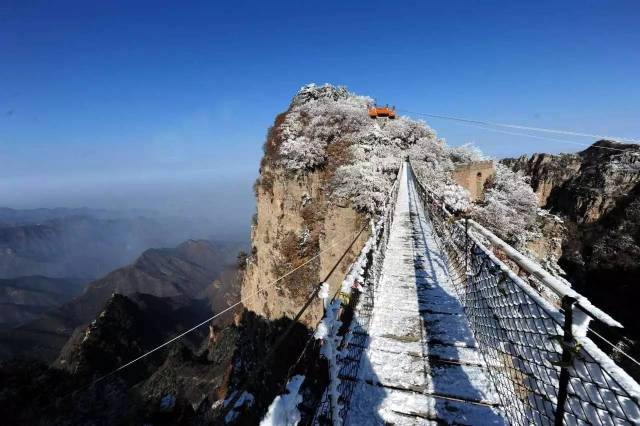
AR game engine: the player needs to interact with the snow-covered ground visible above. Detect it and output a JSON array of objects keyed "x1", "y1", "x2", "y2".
[{"x1": 342, "y1": 164, "x2": 505, "y2": 425}]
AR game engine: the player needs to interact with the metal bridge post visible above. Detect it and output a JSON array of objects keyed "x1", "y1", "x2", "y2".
[
  {"x1": 555, "y1": 295, "x2": 577, "y2": 426},
  {"x1": 464, "y1": 218, "x2": 469, "y2": 276}
]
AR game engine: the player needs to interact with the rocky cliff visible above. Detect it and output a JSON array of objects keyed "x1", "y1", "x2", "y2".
[
  {"x1": 502, "y1": 140, "x2": 640, "y2": 223},
  {"x1": 243, "y1": 85, "x2": 387, "y2": 327},
  {"x1": 502, "y1": 140, "x2": 640, "y2": 335},
  {"x1": 243, "y1": 163, "x2": 368, "y2": 327}
]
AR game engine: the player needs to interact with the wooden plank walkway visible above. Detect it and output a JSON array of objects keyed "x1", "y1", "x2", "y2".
[{"x1": 342, "y1": 163, "x2": 505, "y2": 425}]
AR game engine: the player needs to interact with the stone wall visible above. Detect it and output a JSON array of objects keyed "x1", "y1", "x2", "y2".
[{"x1": 452, "y1": 160, "x2": 495, "y2": 201}]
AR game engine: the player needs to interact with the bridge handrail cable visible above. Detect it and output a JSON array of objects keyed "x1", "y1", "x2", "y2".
[
  {"x1": 408, "y1": 161, "x2": 620, "y2": 328},
  {"x1": 407, "y1": 159, "x2": 640, "y2": 425},
  {"x1": 311, "y1": 162, "x2": 405, "y2": 425}
]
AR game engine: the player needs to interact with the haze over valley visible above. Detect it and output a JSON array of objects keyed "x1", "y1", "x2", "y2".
[{"x1": 1, "y1": 1, "x2": 639, "y2": 424}]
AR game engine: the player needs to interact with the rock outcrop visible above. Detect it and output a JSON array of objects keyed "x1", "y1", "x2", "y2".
[
  {"x1": 502, "y1": 140, "x2": 640, "y2": 334},
  {"x1": 242, "y1": 86, "x2": 375, "y2": 327},
  {"x1": 243, "y1": 163, "x2": 367, "y2": 327},
  {"x1": 502, "y1": 140, "x2": 640, "y2": 223}
]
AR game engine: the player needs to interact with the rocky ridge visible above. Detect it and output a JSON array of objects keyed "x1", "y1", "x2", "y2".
[
  {"x1": 502, "y1": 140, "x2": 640, "y2": 335},
  {"x1": 0, "y1": 239, "x2": 237, "y2": 361}
]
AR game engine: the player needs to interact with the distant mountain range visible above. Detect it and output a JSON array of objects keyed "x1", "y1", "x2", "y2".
[
  {"x1": 0, "y1": 207, "x2": 247, "y2": 281},
  {"x1": 0, "y1": 237, "x2": 242, "y2": 425},
  {"x1": 0, "y1": 207, "x2": 151, "y2": 226},
  {"x1": 0, "y1": 276, "x2": 87, "y2": 327},
  {"x1": 0, "y1": 239, "x2": 241, "y2": 362}
]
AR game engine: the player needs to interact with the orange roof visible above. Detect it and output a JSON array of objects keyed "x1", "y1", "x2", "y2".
[{"x1": 368, "y1": 106, "x2": 396, "y2": 119}]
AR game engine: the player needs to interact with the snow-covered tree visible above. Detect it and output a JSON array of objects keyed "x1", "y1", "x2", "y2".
[
  {"x1": 447, "y1": 143, "x2": 485, "y2": 164},
  {"x1": 279, "y1": 136, "x2": 326, "y2": 170},
  {"x1": 275, "y1": 83, "x2": 448, "y2": 212},
  {"x1": 408, "y1": 137, "x2": 455, "y2": 196},
  {"x1": 471, "y1": 163, "x2": 540, "y2": 247},
  {"x1": 277, "y1": 84, "x2": 372, "y2": 172},
  {"x1": 274, "y1": 84, "x2": 541, "y2": 244},
  {"x1": 443, "y1": 184, "x2": 471, "y2": 212},
  {"x1": 330, "y1": 161, "x2": 392, "y2": 212}
]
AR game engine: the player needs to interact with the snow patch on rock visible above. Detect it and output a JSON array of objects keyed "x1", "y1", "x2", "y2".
[{"x1": 260, "y1": 375, "x2": 305, "y2": 426}]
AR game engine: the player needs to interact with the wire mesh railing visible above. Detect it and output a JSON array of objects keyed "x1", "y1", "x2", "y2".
[
  {"x1": 408, "y1": 161, "x2": 640, "y2": 425},
  {"x1": 312, "y1": 163, "x2": 404, "y2": 425}
]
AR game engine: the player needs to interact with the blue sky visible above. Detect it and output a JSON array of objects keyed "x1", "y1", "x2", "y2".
[{"x1": 1, "y1": 1, "x2": 639, "y2": 228}]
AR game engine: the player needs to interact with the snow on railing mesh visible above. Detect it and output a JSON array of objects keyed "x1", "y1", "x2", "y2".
[
  {"x1": 312, "y1": 164, "x2": 403, "y2": 425},
  {"x1": 408, "y1": 162, "x2": 640, "y2": 426}
]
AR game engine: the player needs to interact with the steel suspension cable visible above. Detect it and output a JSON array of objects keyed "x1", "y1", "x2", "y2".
[
  {"x1": 435, "y1": 117, "x2": 634, "y2": 153},
  {"x1": 220, "y1": 223, "x2": 368, "y2": 419},
  {"x1": 283, "y1": 282, "x2": 346, "y2": 386},
  {"x1": 587, "y1": 328, "x2": 640, "y2": 368},
  {"x1": 397, "y1": 109, "x2": 640, "y2": 145},
  {"x1": 41, "y1": 225, "x2": 372, "y2": 411}
]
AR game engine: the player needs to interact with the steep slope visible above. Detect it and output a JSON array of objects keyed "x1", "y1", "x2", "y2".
[
  {"x1": 0, "y1": 276, "x2": 87, "y2": 327},
  {"x1": 502, "y1": 140, "x2": 640, "y2": 333},
  {"x1": 55, "y1": 293, "x2": 212, "y2": 376},
  {"x1": 503, "y1": 140, "x2": 640, "y2": 222},
  {"x1": 0, "y1": 239, "x2": 236, "y2": 361},
  {"x1": 0, "y1": 292, "x2": 239, "y2": 426}
]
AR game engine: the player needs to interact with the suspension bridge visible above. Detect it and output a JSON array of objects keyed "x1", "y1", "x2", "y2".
[
  {"x1": 299, "y1": 160, "x2": 640, "y2": 425},
  {"x1": 77, "y1": 157, "x2": 640, "y2": 425}
]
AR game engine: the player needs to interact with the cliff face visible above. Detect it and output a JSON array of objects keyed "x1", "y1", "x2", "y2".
[
  {"x1": 502, "y1": 140, "x2": 640, "y2": 223},
  {"x1": 242, "y1": 131, "x2": 368, "y2": 328},
  {"x1": 240, "y1": 84, "x2": 445, "y2": 328},
  {"x1": 502, "y1": 140, "x2": 640, "y2": 333}
]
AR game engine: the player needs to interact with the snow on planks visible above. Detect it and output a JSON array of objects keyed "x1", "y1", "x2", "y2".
[{"x1": 343, "y1": 164, "x2": 505, "y2": 425}]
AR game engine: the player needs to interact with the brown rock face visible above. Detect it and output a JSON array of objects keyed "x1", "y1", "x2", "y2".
[
  {"x1": 502, "y1": 140, "x2": 640, "y2": 337},
  {"x1": 239, "y1": 86, "x2": 381, "y2": 328},
  {"x1": 502, "y1": 140, "x2": 640, "y2": 223},
  {"x1": 242, "y1": 163, "x2": 367, "y2": 328}
]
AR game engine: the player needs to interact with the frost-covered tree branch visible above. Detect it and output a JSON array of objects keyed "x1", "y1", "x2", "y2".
[
  {"x1": 471, "y1": 163, "x2": 540, "y2": 247},
  {"x1": 273, "y1": 84, "x2": 542, "y2": 248}
]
